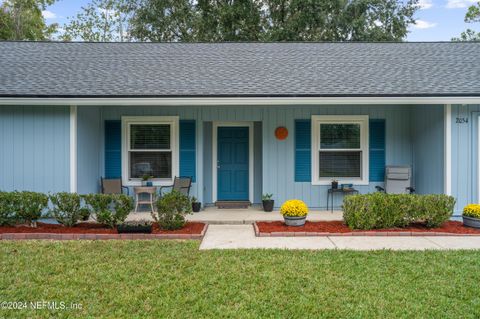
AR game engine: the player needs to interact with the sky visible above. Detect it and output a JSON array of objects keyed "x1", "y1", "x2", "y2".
[{"x1": 38, "y1": 0, "x2": 479, "y2": 41}]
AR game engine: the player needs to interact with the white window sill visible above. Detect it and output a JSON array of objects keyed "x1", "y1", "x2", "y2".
[
  {"x1": 123, "y1": 180, "x2": 174, "y2": 187},
  {"x1": 311, "y1": 180, "x2": 370, "y2": 186}
]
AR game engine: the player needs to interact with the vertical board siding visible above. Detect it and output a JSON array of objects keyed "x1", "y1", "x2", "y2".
[
  {"x1": 179, "y1": 120, "x2": 196, "y2": 182},
  {"x1": 77, "y1": 106, "x2": 101, "y2": 194},
  {"x1": 0, "y1": 106, "x2": 69, "y2": 192},
  {"x1": 104, "y1": 120, "x2": 121, "y2": 179},
  {"x1": 369, "y1": 119, "x2": 386, "y2": 182},
  {"x1": 72, "y1": 104, "x2": 443, "y2": 208},
  {"x1": 253, "y1": 122, "x2": 263, "y2": 203},
  {"x1": 295, "y1": 120, "x2": 312, "y2": 182},
  {"x1": 411, "y1": 105, "x2": 444, "y2": 195},
  {"x1": 203, "y1": 122, "x2": 213, "y2": 204},
  {"x1": 451, "y1": 104, "x2": 480, "y2": 213}
]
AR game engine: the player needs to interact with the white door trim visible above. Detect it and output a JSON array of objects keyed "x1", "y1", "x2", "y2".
[{"x1": 212, "y1": 122, "x2": 254, "y2": 203}]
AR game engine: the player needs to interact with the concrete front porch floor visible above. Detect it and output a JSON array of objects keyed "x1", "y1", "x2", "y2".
[
  {"x1": 126, "y1": 207, "x2": 344, "y2": 224},
  {"x1": 199, "y1": 225, "x2": 480, "y2": 250}
]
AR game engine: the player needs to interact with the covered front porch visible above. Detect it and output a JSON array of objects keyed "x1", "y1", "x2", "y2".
[{"x1": 75, "y1": 103, "x2": 447, "y2": 210}]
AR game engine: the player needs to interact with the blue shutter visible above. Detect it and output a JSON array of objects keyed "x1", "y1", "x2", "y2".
[
  {"x1": 295, "y1": 120, "x2": 311, "y2": 182},
  {"x1": 104, "y1": 120, "x2": 122, "y2": 178},
  {"x1": 369, "y1": 119, "x2": 386, "y2": 182},
  {"x1": 180, "y1": 120, "x2": 196, "y2": 182}
]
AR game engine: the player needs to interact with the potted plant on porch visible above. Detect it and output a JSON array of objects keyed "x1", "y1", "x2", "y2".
[
  {"x1": 262, "y1": 193, "x2": 274, "y2": 212},
  {"x1": 462, "y1": 204, "x2": 480, "y2": 228},
  {"x1": 141, "y1": 175, "x2": 153, "y2": 186},
  {"x1": 280, "y1": 199, "x2": 309, "y2": 226},
  {"x1": 191, "y1": 196, "x2": 201, "y2": 213}
]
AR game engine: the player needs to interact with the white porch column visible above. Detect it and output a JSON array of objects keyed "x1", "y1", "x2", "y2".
[
  {"x1": 444, "y1": 104, "x2": 452, "y2": 195},
  {"x1": 70, "y1": 105, "x2": 78, "y2": 193}
]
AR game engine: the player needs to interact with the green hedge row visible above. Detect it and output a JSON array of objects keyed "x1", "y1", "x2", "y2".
[
  {"x1": 0, "y1": 191, "x2": 133, "y2": 228},
  {"x1": 343, "y1": 193, "x2": 456, "y2": 230}
]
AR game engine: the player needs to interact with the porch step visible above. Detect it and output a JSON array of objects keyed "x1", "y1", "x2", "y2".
[{"x1": 215, "y1": 201, "x2": 251, "y2": 209}]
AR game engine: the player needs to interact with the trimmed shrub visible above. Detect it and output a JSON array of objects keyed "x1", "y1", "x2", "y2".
[
  {"x1": 49, "y1": 192, "x2": 83, "y2": 227},
  {"x1": 343, "y1": 193, "x2": 455, "y2": 230},
  {"x1": 13, "y1": 191, "x2": 49, "y2": 227},
  {"x1": 153, "y1": 190, "x2": 192, "y2": 230},
  {"x1": 83, "y1": 194, "x2": 133, "y2": 228},
  {"x1": 415, "y1": 195, "x2": 456, "y2": 228},
  {"x1": 0, "y1": 192, "x2": 17, "y2": 226}
]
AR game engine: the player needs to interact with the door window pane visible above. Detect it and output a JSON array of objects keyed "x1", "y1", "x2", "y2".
[{"x1": 320, "y1": 124, "x2": 360, "y2": 149}]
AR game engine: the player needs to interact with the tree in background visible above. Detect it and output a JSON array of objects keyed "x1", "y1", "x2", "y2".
[
  {"x1": 61, "y1": 0, "x2": 419, "y2": 42},
  {"x1": 0, "y1": 0, "x2": 57, "y2": 40},
  {"x1": 194, "y1": 0, "x2": 263, "y2": 42},
  {"x1": 127, "y1": 0, "x2": 196, "y2": 41},
  {"x1": 262, "y1": 0, "x2": 417, "y2": 41},
  {"x1": 453, "y1": 1, "x2": 480, "y2": 41},
  {"x1": 61, "y1": 0, "x2": 131, "y2": 41}
]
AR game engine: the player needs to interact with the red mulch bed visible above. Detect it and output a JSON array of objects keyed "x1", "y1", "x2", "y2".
[
  {"x1": 256, "y1": 220, "x2": 480, "y2": 234},
  {"x1": 0, "y1": 222, "x2": 206, "y2": 235}
]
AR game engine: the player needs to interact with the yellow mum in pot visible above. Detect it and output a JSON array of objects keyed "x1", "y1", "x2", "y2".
[
  {"x1": 463, "y1": 204, "x2": 480, "y2": 219},
  {"x1": 280, "y1": 199, "x2": 309, "y2": 217}
]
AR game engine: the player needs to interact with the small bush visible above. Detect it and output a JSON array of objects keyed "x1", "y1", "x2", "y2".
[
  {"x1": 83, "y1": 194, "x2": 133, "y2": 228},
  {"x1": 463, "y1": 204, "x2": 480, "y2": 219},
  {"x1": 79, "y1": 207, "x2": 91, "y2": 221},
  {"x1": 343, "y1": 193, "x2": 455, "y2": 230},
  {"x1": 13, "y1": 191, "x2": 49, "y2": 227},
  {"x1": 415, "y1": 195, "x2": 455, "y2": 228},
  {"x1": 49, "y1": 192, "x2": 83, "y2": 227},
  {"x1": 153, "y1": 190, "x2": 192, "y2": 230},
  {"x1": 0, "y1": 192, "x2": 17, "y2": 226}
]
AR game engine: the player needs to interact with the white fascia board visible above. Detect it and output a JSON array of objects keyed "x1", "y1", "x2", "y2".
[{"x1": 2, "y1": 96, "x2": 480, "y2": 106}]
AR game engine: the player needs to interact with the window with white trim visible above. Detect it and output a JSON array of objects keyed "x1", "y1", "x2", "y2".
[
  {"x1": 311, "y1": 115, "x2": 369, "y2": 185},
  {"x1": 122, "y1": 117, "x2": 179, "y2": 186}
]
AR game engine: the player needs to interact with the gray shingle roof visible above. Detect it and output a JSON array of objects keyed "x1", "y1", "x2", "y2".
[{"x1": 0, "y1": 41, "x2": 479, "y2": 97}]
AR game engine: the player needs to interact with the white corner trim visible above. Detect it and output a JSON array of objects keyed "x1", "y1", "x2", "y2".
[
  {"x1": 3, "y1": 96, "x2": 480, "y2": 106},
  {"x1": 444, "y1": 104, "x2": 452, "y2": 195},
  {"x1": 212, "y1": 122, "x2": 254, "y2": 203},
  {"x1": 69, "y1": 105, "x2": 77, "y2": 193},
  {"x1": 311, "y1": 115, "x2": 369, "y2": 186},
  {"x1": 121, "y1": 116, "x2": 179, "y2": 187}
]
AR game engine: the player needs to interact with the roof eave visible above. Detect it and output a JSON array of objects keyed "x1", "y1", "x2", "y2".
[{"x1": 0, "y1": 95, "x2": 479, "y2": 106}]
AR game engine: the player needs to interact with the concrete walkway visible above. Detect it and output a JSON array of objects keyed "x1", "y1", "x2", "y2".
[
  {"x1": 199, "y1": 225, "x2": 480, "y2": 250},
  {"x1": 127, "y1": 208, "x2": 343, "y2": 224}
]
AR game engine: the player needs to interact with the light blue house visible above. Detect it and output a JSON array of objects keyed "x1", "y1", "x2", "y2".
[{"x1": 0, "y1": 41, "x2": 479, "y2": 213}]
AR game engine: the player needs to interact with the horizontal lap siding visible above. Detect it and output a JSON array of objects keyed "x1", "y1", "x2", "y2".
[{"x1": 0, "y1": 106, "x2": 69, "y2": 192}]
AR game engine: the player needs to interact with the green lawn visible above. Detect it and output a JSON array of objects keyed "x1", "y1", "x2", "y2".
[{"x1": 1, "y1": 241, "x2": 479, "y2": 319}]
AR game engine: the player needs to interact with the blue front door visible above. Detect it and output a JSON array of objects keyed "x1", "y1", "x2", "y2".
[{"x1": 217, "y1": 127, "x2": 249, "y2": 201}]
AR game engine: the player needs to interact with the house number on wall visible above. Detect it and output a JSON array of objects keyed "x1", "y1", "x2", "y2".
[{"x1": 456, "y1": 117, "x2": 468, "y2": 124}]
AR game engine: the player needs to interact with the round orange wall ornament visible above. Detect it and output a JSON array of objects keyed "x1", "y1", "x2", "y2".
[{"x1": 275, "y1": 127, "x2": 288, "y2": 140}]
